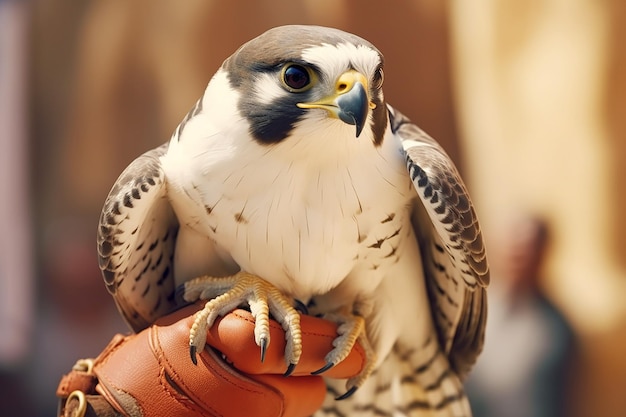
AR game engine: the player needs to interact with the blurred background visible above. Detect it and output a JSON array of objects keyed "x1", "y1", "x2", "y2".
[{"x1": 1, "y1": 0, "x2": 625, "y2": 415}]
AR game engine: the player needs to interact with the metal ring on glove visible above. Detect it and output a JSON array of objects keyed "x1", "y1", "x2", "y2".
[
  {"x1": 72, "y1": 358, "x2": 95, "y2": 374},
  {"x1": 66, "y1": 390, "x2": 87, "y2": 417}
]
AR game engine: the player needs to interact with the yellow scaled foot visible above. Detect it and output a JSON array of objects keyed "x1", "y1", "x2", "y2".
[
  {"x1": 312, "y1": 312, "x2": 377, "y2": 399},
  {"x1": 183, "y1": 272, "x2": 302, "y2": 375}
]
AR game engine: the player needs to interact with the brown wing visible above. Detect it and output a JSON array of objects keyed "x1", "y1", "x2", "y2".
[
  {"x1": 389, "y1": 106, "x2": 489, "y2": 378},
  {"x1": 97, "y1": 143, "x2": 180, "y2": 332}
]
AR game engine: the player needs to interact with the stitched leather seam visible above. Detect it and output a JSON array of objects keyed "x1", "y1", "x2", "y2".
[
  {"x1": 95, "y1": 337, "x2": 147, "y2": 417},
  {"x1": 152, "y1": 326, "x2": 221, "y2": 417},
  {"x1": 157, "y1": 366, "x2": 209, "y2": 416}
]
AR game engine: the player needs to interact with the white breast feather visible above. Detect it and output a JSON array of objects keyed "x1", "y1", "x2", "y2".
[{"x1": 162, "y1": 93, "x2": 415, "y2": 302}]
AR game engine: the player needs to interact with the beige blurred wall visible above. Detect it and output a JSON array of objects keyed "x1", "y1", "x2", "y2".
[{"x1": 450, "y1": 2, "x2": 626, "y2": 416}]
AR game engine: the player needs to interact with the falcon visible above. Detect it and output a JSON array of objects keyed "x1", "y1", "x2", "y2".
[{"x1": 98, "y1": 25, "x2": 489, "y2": 416}]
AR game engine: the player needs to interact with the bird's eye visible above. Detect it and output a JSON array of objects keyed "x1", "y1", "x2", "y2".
[
  {"x1": 281, "y1": 64, "x2": 313, "y2": 92},
  {"x1": 372, "y1": 67, "x2": 384, "y2": 89}
]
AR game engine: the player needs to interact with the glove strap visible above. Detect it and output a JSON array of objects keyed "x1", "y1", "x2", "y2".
[
  {"x1": 56, "y1": 317, "x2": 289, "y2": 417},
  {"x1": 56, "y1": 356, "x2": 122, "y2": 417}
]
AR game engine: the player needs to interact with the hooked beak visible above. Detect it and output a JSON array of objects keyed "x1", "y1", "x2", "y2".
[{"x1": 297, "y1": 70, "x2": 376, "y2": 138}]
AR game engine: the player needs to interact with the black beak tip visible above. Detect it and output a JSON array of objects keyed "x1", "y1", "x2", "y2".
[
  {"x1": 337, "y1": 83, "x2": 369, "y2": 138},
  {"x1": 337, "y1": 112, "x2": 365, "y2": 138},
  {"x1": 355, "y1": 121, "x2": 364, "y2": 138}
]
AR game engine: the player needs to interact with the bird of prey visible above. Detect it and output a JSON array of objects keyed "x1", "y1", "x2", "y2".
[{"x1": 98, "y1": 25, "x2": 489, "y2": 416}]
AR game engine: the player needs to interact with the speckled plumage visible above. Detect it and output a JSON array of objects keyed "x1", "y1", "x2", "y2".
[{"x1": 98, "y1": 25, "x2": 488, "y2": 416}]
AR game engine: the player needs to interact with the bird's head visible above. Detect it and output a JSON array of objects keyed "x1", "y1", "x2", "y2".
[{"x1": 210, "y1": 25, "x2": 388, "y2": 147}]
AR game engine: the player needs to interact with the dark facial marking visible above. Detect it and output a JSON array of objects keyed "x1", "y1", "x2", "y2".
[
  {"x1": 238, "y1": 91, "x2": 310, "y2": 144},
  {"x1": 222, "y1": 25, "x2": 387, "y2": 144},
  {"x1": 371, "y1": 94, "x2": 388, "y2": 146}
]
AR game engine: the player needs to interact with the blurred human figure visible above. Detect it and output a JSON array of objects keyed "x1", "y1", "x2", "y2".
[{"x1": 465, "y1": 216, "x2": 575, "y2": 417}]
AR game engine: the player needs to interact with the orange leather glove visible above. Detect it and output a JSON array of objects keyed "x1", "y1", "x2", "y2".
[{"x1": 57, "y1": 304, "x2": 366, "y2": 417}]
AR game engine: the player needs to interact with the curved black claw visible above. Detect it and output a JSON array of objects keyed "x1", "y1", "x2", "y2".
[
  {"x1": 175, "y1": 284, "x2": 191, "y2": 305},
  {"x1": 311, "y1": 362, "x2": 335, "y2": 375},
  {"x1": 190, "y1": 345, "x2": 198, "y2": 365},
  {"x1": 260, "y1": 337, "x2": 268, "y2": 363},
  {"x1": 284, "y1": 363, "x2": 297, "y2": 377},
  {"x1": 336, "y1": 386, "x2": 358, "y2": 401},
  {"x1": 294, "y1": 299, "x2": 309, "y2": 315}
]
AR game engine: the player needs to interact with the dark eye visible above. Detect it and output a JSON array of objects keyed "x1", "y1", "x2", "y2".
[
  {"x1": 282, "y1": 64, "x2": 312, "y2": 92},
  {"x1": 372, "y1": 67, "x2": 384, "y2": 89}
]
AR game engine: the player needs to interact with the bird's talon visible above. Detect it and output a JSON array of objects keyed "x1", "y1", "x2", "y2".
[
  {"x1": 190, "y1": 345, "x2": 198, "y2": 365},
  {"x1": 294, "y1": 299, "x2": 309, "y2": 315},
  {"x1": 260, "y1": 337, "x2": 268, "y2": 363},
  {"x1": 335, "y1": 386, "x2": 358, "y2": 401},
  {"x1": 311, "y1": 362, "x2": 335, "y2": 375},
  {"x1": 174, "y1": 284, "x2": 188, "y2": 305},
  {"x1": 284, "y1": 363, "x2": 296, "y2": 377},
  {"x1": 184, "y1": 273, "x2": 304, "y2": 377}
]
